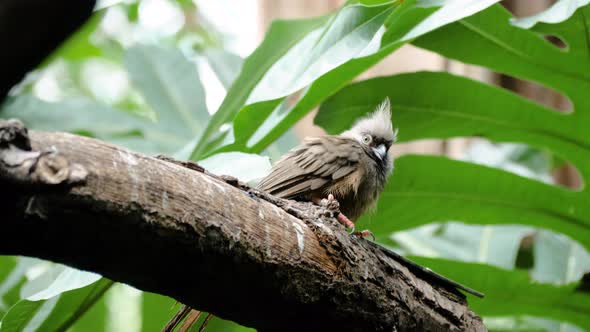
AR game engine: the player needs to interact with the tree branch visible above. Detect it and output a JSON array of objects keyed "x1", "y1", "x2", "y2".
[{"x1": 0, "y1": 119, "x2": 485, "y2": 332}]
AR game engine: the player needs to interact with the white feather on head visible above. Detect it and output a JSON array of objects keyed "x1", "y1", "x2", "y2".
[{"x1": 341, "y1": 97, "x2": 397, "y2": 143}]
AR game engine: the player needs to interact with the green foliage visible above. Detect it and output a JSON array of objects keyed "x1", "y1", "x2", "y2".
[
  {"x1": 141, "y1": 292, "x2": 178, "y2": 331},
  {"x1": 1, "y1": 95, "x2": 145, "y2": 138},
  {"x1": 0, "y1": 263, "x2": 112, "y2": 332},
  {"x1": 316, "y1": 3, "x2": 590, "y2": 246},
  {"x1": 125, "y1": 45, "x2": 208, "y2": 142},
  {"x1": 317, "y1": 74, "x2": 590, "y2": 247},
  {"x1": 2, "y1": 0, "x2": 590, "y2": 331},
  {"x1": 204, "y1": 0, "x2": 504, "y2": 157},
  {"x1": 0, "y1": 257, "x2": 25, "y2": 319},
  {"x1": 313, "y1": 2, "x2": 590, "y2": 329},
  {"x1": 202, "y1": 49, "x2": 244, "y2": 90},
  {"x1": 190, "y1": 14, "x2": 330, "y2": 158},
  {"x1": 412, "y1": 258, "x2": 590, "y2": 330}
]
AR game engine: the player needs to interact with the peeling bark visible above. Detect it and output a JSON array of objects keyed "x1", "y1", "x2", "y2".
[{"x1": 0, "y1": 119, "x2": 485, "y2": 332}]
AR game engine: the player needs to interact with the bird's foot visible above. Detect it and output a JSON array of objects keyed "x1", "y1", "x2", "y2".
[
  {"x1": 312, "y1": 195, "x2": 375, "y2": 241},
  {"x1": 313, "y1": 194, "x2": 356, "y2": 230},
  {"x1": 336, "y1": 209, "x2": 355, "y2": 229},
  {"x1": 350, "y1": 229, "x2": 375, "y2": 241},
  {"x1": 314, "y1": 194, "x2": 339, "y2": 211}
]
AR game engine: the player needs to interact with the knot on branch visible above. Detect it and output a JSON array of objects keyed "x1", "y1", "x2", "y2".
[
  {"x1": 0, "y1": 119, "x2": 31, "y2": 150},
  {"x1": 0, "y1": 119, "x2": 87, "y2": 187}
]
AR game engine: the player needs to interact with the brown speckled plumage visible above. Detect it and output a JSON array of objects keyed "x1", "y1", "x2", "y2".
[{"x1": 258, "y1": 98, "x2": 397, "y2": 221}]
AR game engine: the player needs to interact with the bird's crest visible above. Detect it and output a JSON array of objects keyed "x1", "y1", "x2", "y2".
[{"x1": 343, "y1": 97, "x2": 397, "y2": 143}]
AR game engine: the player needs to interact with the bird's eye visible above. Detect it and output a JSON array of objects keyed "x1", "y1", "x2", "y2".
[{"x1": 362, "y1": 134, "x2": 372, "y2": 144}]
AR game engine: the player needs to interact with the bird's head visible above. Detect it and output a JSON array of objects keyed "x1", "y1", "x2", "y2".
[{"x1": 341, "y1": 97, "x2": 398, "y2": 166}]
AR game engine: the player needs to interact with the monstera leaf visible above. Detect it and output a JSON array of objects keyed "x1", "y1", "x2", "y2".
[
  {"x1": 409, "y1": 258, "x2": 590, "y2": 331},
  {"x1": 316, "y1": 3, "x2": 590, "y2": 251},
  {"x1": 191, "y1": 0, "x2": 503, "y2": 159},
  {"x1": 314, "y1": 2, "x2": 590, "y2": 329}
]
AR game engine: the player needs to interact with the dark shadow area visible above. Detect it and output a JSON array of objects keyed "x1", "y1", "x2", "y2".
[{"x1": 0, "y1": 0, "x2": 96, "y2": 101}]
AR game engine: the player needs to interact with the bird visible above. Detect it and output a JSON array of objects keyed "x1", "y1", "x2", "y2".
[{"x1": 257, "y1": 98, "x2": 397, "y2": 237}]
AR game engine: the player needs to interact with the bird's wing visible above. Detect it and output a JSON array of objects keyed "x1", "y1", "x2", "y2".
[{"x1": 257, "y1": 136, "x2": 363, "y2": 199}]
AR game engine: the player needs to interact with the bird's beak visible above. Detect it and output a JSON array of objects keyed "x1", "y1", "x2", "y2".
[{"x1": 372, "y1": 144, "x2": 387, "y2": 160}]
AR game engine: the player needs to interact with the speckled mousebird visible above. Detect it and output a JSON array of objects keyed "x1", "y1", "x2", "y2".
[{"x1": 257, "y1": 98, "x2": 397, "y2": 237}]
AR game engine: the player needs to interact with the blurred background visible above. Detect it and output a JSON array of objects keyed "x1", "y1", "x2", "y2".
[{"x1": 1, "y1": 0, "x2": 589, "y2": 331}]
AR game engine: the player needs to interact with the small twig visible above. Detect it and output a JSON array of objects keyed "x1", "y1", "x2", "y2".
[
  {"x1": 162, "y1": 305, "x2": 192, "y2": 332},
  {"x1": 179, "y1": 309, "x2": 202, "y2": 332}
]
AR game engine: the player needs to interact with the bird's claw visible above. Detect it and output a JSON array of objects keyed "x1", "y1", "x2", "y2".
[
  {"x1": 318, "y1": 193, "x2": 340, "y2": 211},
  {"x1": 314, "y1": 194, "x2": 359, "y2": 234},
  {"x1": 351, "y1": 229, "x2": 376, "y2": 241}
]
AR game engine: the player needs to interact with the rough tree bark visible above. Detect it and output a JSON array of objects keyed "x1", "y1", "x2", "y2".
[{"x1": 0, "y1": 119, "x2": 485, "y2": 332}]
